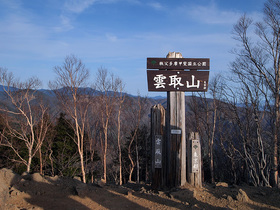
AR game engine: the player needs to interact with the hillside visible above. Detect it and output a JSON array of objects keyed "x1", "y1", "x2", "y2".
[{"x1": 1, "y1": 168, "x2": 280, "y2": 210}]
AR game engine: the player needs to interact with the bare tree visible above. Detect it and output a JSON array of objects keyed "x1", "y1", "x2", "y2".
[
  {"x1": 222, "y1": 72, "x2": 270, "y2": 186},
  {"x1": 127, "y1": 97, "x2": 141, "y2": 182},
  {"x1": 95, "y1": 67, "x2": 121, "y2": 183},
  {"x1": 49, "y1": 55, "x2": 92, "y2": 183},
  {"x1": 116, "y1": 81, "x2": 125, "y2": 185},
  {"x1": 0, "y1": 67, "x2": 49, "y2": 173},
  {"x1": 35, "y1": 106, "x2": 52, "y2": 175},
  {"x1": 231, "y1": 0, "x2": 280, "y2": 186},
  {"x1": 188, "y1": 75, "x2": 224, "y2": 183},
  {"x1": 86, "y1": 109, "x2": 99, "y2": 183},
  {"x1": 125, "y1": 95, "x2": 149, "y2": 183}
]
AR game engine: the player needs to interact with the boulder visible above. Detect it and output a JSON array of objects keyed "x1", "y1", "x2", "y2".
[
  {"x1": 0, "y1": 182, "x2": 9, "y2": 209},
  {"x1": 215, "y1": 182, "x2": 229, "y2": 187},
  {"x1": 0, "y1": 168, "x2": 21, "y2": 209},
  {"x1": 75, "y1": 183, "x2": 88, "y2": 197},
  {"x1": 21, "y1": 172, "x2": 32, "y2": 181},
  {"x1": 31, "y1": 173, "x2": 45, "y2": 183},
  {"x1": 236, "y1": 189, "x2": 250, "y2": 202},
  {"x1": 0, "y1": 168, "x2": 21, "y2": 186}
]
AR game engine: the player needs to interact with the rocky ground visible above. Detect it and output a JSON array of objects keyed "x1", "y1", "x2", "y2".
[{"x1": 0, "y1": 168, "x2": 280, "y2": 210}]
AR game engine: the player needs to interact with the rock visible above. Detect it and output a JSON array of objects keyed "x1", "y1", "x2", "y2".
[
  {"x1": 74, "y1": 176, "x2": 82, "y2": 182},
  {"x1": 97, "y1": 179, "x2": 106, "y2": 187},
  {"x1": 140, "y1": 186, "x2": 146, "y2": 193},
  {"x1": 0, "y1": 168, "x2": 22, "y2": 208},
  {"x1": 31, "y1": 173, "x2": 45, "y2": 183},
  {"x1": 216, "y1": 182, "x2": 229, "y2": 187},
  {"x1": 0, "y1": 168, "x2": 21, "y2": 186},
  {"x1": 76, "y1": 183, "x2": 88, "y2": 197},
  {"x1": 9, "y1": 186, "x2": 21, "y2": 197},
  {"x1": 0, "y1": 182, "x2": 9, "y2": 209},
  {"x1": 22, "y1": 172, "x2": 32, "y2": 181},
  {"x1": 236, "y1": 189, "x2": 250, "y2": 202},
  {"x1": 221, "y1": 194, "x2": 227, "y2": 199},
  {"x1": 20, "y1": 179, "x2": 30, "y2": 187},
  {"x1": 227, "y1": 195, "x2": 234, "y2": 202},
  {"x1": 158, "y1": 191, "x2": 165, "y2": 196},
  {"x1": 46, "y1": 175, "x2": 59, "y2": 184},
  {"x1": 193, "y1": 189, "x2": 197, "y2": 198},
  {"x1": 127, "y1": 190, "x2": 133, "y2": 196},
  {"x1": 191, "y1": 204, "x2": 200, "y2": 209}
]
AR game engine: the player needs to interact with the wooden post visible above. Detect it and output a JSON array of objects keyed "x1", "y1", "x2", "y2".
[
  {"x1": 187, "y1": 132, "x2": 202, "y2": 187},
  {"x1": 151, "y1": 104, "x2": 165, "y2": 189},
  {"x1": 166, "y1": 52, "x2": 186, "y2": 187}
]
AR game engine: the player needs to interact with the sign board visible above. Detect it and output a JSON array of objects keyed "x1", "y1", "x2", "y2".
[
  {"x1": 155, "y1": 135, "x2": 162, "y2": 168},
  {"x1": 147, "y1": 70, "x2": 209, "y2": 92},
  {"x1": 191, "y1": 140, "x2": 200, "y2": 173},
  {"x1": 171, "y1": 129, "x2": 181, "y2": 135},
  {"x1": 147, "y1": 58, "x2": 210, "y2": 70}
]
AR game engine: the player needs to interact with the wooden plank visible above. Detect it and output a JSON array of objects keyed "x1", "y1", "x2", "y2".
[
  {"x1": 147, "y1": 70, "x2": 209, "y2": 92},
  {"x1": 147, "y1": 58, "x2": 210, "y2": 70}
]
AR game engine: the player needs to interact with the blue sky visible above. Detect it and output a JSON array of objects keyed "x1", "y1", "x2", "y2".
[{"x1": 0, "y1": 0, "x2": 266, "y2": 97}]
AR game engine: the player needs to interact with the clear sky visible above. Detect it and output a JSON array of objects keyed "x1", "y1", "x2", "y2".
[{"x1": 0, "y1": 0, "x2": 266, "y2": 97}]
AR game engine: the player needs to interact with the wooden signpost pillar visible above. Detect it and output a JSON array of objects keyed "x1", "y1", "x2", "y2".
[
  {"x1": 166, "y1": 52, "x2": 186, "y2": 187},
  {"x1": 151, "y1": 104, "x2": 165, "y2": 189}
]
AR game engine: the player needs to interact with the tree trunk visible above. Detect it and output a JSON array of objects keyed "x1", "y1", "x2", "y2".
[
  {"x1": 272, "y1": 93, "x2": 279, "y2": 187},
  {"x1": 136, "y1": 142, "x2": 140, "y2": 183},
  {"x1": 103, "y1": 124, "x2": 108, "y2": 183},
  {"x1": 80, "y1": 151, "x2": 86, "y2": 183},
  {"x1": 117, "y1": 108, "x2": 122, "y2": 185},
  {"x1": 27, "y1": 149, "x2": 32, "y2": 173},
  {"x1": 39, "y1": 147, "x2": 43, "y2": 175},
  {"x1": 210, "y1": 99, "x2": 217, "y2": 184},
  {"x1": 49, "y1": 150, "x2": 54, "y2": 177},
  {"x1": 128, "y1": 139, "x2": 135, "y2": 182}
]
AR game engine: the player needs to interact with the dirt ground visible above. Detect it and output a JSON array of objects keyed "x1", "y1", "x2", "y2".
[{"x1": 1, "y1": 168, "x2": 280, "y2": 210}]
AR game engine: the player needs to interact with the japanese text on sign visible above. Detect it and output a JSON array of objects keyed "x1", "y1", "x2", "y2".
[
  {"x1": 155, "y1": 135, "x2": 162, "y2": 168},
  {"x1": 147, "y1": 58, "x2": 210, "y2": 70},
  {"x1": 147, "y1": 70, "x2": 209, "y2": 92},
  {"x1": 191, "y1": 140, "x2": 200, "y2": 173},
  {"x1": 158, "y1": 61, "x2": 207, "y2": 68}
]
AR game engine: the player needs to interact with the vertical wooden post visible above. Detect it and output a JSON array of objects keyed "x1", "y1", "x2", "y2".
[
  {"x1": 187, "y1": 132, "x2": 202, "y2": 187},
  {"x1": 166, "y1": 52, "x2": 186, "y2": 187},
  {"x1": 151, "y1": 104, "x2": 165, "y2": 189}
]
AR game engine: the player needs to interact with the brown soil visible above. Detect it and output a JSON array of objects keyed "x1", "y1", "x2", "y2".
[{"x1": 1, "y1": 168, "x2": 280, "y2": 210}]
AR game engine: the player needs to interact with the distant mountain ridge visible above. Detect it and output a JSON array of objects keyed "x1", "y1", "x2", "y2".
[
  {"x1": 0, "y1": 86, "x2": 218, "y2": 115},
  {"x1": 0, "y1": 86, "x2": 165, "y2": 100}
]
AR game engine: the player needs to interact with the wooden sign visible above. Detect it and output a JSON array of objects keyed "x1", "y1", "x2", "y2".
[
  {"x1": 147, "y1": 70, "x2": 209, "y2": 92},
  {"x1": 191, "y1": 140, "x2": 200, "y2": 173},
  {"x1": 147, "y1": 58, "x2": 210, "y2": 70}
]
